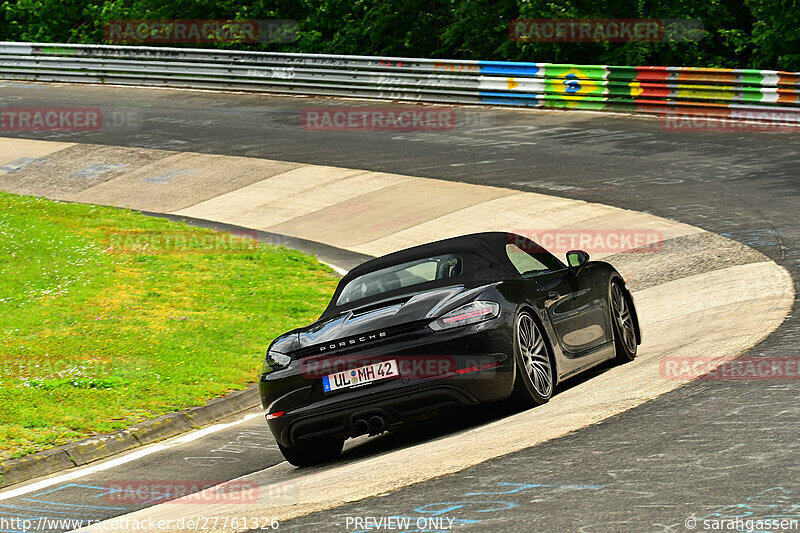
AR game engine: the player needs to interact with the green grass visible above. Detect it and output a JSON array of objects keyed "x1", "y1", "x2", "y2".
[{"x1": 0, "y1": 192, "x2": 338, "y2": 461}]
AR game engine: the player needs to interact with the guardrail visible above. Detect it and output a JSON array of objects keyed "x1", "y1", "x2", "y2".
[{"x1": 2, "y1": 41, "x2": 799, "y2": 123}]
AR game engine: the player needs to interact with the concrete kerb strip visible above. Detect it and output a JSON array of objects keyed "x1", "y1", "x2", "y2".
[
  {"x1": 0, "y1": 138, "x2": 76, "y2": 177},
  {"x1": 0, "y1": 385, "x2": 260, "y2": 488},
  {"x1": 0, "y1": 449, "x2": 76, "y2": 488},
  {"x1": 139, "y1": 211, "x2": 375, "y2": 272}
]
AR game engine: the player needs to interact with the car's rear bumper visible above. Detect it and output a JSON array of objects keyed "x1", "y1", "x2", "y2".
[
  {"x1": 259, "y1": 320, "x2": 516, "y2": 447},
  {"x1": 264, "y1": 366, "x2": 512, "y2": 447}
]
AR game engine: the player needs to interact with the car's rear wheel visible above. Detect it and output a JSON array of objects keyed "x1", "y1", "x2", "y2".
[
  {"x1": 611, "y1": 280, "x2": 638, "y2": 363},
  {"x1": 278, "y1": 437, "x2": 344, "y2": 467},
  {"x1": 509, "y1": 310, "x2": 554, "y2": 408}
]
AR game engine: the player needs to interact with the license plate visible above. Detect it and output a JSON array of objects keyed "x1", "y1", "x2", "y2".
[{"x1": 322, "y1": 360, "x2": 399, "y2": 392}]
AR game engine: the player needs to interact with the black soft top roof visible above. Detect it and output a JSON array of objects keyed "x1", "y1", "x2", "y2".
[
  {"x1": 321, "y1": 232, "x2": 522, "y2": 317},
  {"x1": 345, "y1": 231, "x2": 517, "y2": 279}
]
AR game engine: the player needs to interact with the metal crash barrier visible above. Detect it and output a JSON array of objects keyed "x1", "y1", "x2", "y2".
[{"x1": 1, "y1": 41, "x2": 799, "y2": 124}]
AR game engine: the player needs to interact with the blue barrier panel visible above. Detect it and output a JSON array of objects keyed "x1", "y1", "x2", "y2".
[{"x1": 479, "y1": 61, "x2": 540, "y2": 77}]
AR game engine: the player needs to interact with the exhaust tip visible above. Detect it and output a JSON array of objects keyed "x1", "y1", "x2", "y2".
[
  {"x1": 368, "y1": 415, "x2": 387, "y2": 432},
  {"x1": 354, "y1": 418, "x2": 369, "y2": 434}
]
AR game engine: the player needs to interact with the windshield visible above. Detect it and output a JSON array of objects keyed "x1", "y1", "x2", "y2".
[{"x1": 337, "y1": 254, "x2": 463, "y2": 305}]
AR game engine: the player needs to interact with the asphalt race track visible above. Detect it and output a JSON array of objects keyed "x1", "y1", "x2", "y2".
[{"x1": 0, "y1": 82, "x2": 798, "y2": 532}]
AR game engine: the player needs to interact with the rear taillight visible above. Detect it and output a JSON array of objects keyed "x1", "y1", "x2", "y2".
[
  {"x1": 429, "y1": 301, "x2": 500, "y2": 331},
  {"x1": 263, "y1": 350, "x2": 291, "y2": 374},
  {"x1": 266, "y1": 411, "x2": 285, "y2": 420}
]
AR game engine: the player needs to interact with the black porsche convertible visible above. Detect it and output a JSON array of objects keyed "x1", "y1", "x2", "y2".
[{"x1": 260, "y1": 232, "x2": 641, "y2": 466}]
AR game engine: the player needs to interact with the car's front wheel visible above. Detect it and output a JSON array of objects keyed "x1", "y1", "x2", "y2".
[
  {"x1": 509, "y1": 310, "x2": 554, "y2": 408},
  {"x1": 278, "y1": 437, "x2": 344, "y2": 467}
]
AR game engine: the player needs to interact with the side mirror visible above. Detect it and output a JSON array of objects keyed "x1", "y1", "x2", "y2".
[{"x1": 566, "y1": 250, "x2": 590, "y2": 275}]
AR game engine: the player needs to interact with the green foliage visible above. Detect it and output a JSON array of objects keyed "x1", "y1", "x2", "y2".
[
  {"x1": 744, "y1": 0, "x2": 800, "y2": 70},
  {"x1": 0, "y1": 0, "x2": 794, "y2": 69}
]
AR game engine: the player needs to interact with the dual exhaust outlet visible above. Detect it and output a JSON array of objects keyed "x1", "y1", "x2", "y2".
[{"x1": 354, "y1": 414, "x2": 387, "y2": 435}]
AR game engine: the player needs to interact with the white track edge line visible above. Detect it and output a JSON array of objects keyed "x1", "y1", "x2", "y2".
[{"x1": 0, "y1": 412, "x2": 263, "y2": 500}]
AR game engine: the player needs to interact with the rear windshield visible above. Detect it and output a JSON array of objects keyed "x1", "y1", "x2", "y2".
[{"x1": 336, "y1": 254, "x2": 463, "y2": 305}]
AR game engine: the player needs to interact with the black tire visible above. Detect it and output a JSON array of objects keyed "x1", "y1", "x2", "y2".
[
  {"x1": 278, "y1": 437, "x2": 344, "y2": 467},
  {"x1": 509, "y1": 310, "x2": 555, "y2": 409},
  {"x1": 610, "y1": 279, "x2": 638, "y2": 363}
]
